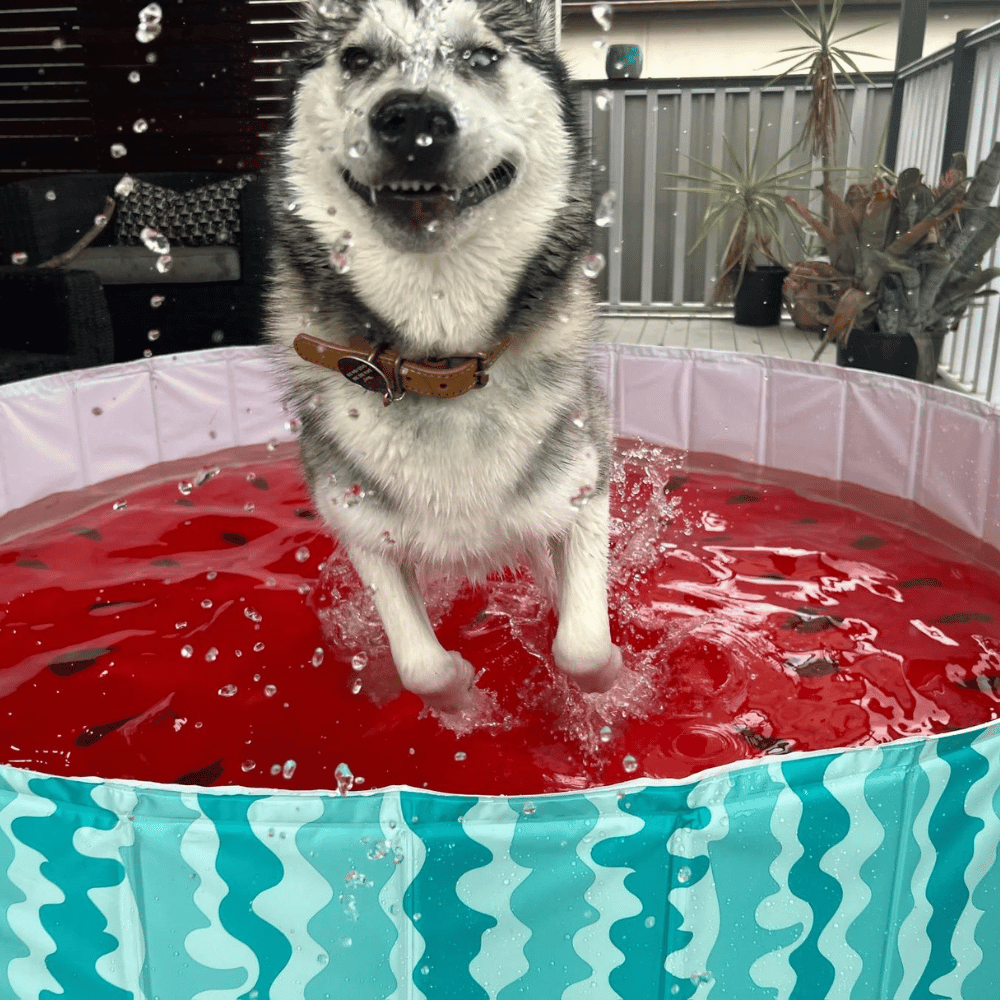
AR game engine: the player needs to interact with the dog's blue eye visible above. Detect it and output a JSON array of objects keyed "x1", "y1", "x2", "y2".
[
  {"x1": 464, "y1": 47, "x2": 500, "y2": 70},
  {"x1": 341, "y1": 47, "x2": 374, "y2": 74}
]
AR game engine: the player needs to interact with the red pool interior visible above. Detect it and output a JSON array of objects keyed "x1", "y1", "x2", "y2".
[{"x1": 1, "y1": 439, "x2": 998, "y2": 795}]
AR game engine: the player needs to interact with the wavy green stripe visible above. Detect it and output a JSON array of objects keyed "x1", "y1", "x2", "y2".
[
  {"x1": 500, "y1": 794, "x2": 599, "y2": 999},
  {"x1": 912, "y1": 729, "x2": 989, "y2": 999},
  {"x1": 704, "y1": 763, "x2": 795, "y2": 997},
  {"x1": 591, "y1": 785, "x2": 709, "y2": 999},
  {"x1": 303, "y1": 792, "x2": 398, "y2": 1000},
  {"x1": 11, "y1": 776, "x2": 131, "y2": 1000},
  {"x1": 400, "y1": 792, "x2": 495, "y2": 999},
  {"x1": 197, "y1": 792, "x2": 291, "y2": 1000},
  {"x1": 781, "y1": 755, "x2": 849, "y2": 1000}
]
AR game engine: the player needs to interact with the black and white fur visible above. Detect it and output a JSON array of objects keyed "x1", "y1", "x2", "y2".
[{"x1": 265, "y1": 0, "x2": 622, "y2": 710}]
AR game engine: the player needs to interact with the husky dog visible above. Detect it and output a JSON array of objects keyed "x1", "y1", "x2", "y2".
[{"x1": 265, "y1": 0, "x2": 622, "y2": 710}]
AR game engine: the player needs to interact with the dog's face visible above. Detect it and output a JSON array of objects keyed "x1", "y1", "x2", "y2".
[{"x1": 283, "y1": 0, "x2": 575, "y2": 254}]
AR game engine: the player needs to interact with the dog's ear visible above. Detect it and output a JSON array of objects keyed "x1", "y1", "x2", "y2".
[{"x1": 530, "y1": 0, "x2": 560, "y2": 49}]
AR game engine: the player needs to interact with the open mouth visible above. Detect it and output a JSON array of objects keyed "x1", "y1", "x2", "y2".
[{"x1": 343, "y1": 160, "x2": 517, "y2": 213}]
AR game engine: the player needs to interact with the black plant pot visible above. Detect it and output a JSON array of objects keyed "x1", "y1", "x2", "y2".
[
  {"x1": 733, "y1": 266, "x2": 787, "y2": 327},
  {"x1": 606, "y1": 44, "x2": 642, "y2": 79},
  {"x1": 836, "y1": 330, "x2": 944, "y2": 381}
]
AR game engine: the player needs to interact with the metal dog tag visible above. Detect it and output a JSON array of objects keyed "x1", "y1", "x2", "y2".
[{"x1": 337, "y1": 356, "x2": 392, "y2": 395}]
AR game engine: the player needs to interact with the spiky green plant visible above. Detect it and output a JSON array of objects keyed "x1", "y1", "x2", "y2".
[
  {"x1": 667, "y1": 130, "x2": 815, "y2": 301},
  {"x1": 785, "y1": 142, "x2": 1000, "y2": 382},
  {"x1": 760, "y1": 0, "x2": 886, "y2": 214}
]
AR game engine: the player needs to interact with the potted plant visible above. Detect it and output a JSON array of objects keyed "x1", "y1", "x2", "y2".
[
  {"x1": 783, "y1": 143, "x2": 1000, "y2": 382},
  {"x1": 668, "y1": 130, "x2": 814, "y2": 325}
]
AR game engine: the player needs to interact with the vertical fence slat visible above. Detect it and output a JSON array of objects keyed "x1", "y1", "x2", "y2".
[
  {"x1": 702, "y1": 86, "x2": 727, "y2": 304},
  {"x1": 672, "y1": 88, "x2": 693, "y2": 305},
  {"x1": 607, "y1": 90, "x2": 625, "y2": 308},
  {"x1": 640, "y1": 90, "x2": 658, "y2": 306}
]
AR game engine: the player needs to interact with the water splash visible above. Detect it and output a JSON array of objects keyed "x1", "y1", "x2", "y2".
[
  {"x1": 591, "y1": 2, "x2": 613, "y2": 30},
  {"x1": 595, "y1": 190, "x2": 616, "y2": 228}
]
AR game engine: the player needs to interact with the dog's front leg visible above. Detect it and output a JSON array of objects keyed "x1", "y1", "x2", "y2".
[
  {"x1": 347, "y1": 547, "x2": 475, "y2": 711},
  {"x1": 550, "y1": 490, "x2": 622, "y2": 693}
]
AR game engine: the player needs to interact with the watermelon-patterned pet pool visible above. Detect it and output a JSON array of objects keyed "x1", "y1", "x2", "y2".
[{"x1": 1, "y1": 344, "x2": 1000, "y2": 999}]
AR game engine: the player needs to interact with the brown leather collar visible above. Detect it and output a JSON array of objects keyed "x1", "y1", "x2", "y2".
[{"x1": 292, "y1": 332, "x2": 513, "y2": 405}]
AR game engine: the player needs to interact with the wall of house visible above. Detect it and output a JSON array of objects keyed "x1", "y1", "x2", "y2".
[{"x1": 561, "y1": 6, "x2": 998, "y2": 79}]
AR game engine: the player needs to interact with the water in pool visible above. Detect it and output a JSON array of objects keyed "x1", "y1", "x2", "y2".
[{"x1": 1, "y1": 438, "x2": 998, "y2": 795}]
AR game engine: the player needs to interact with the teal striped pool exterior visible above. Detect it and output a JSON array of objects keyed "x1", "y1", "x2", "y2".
[{"x1": 2, "y1": 721, "x2": 1000, "y2": 999}]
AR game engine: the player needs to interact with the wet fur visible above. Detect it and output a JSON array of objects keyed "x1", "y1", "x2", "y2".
[{"x1": 264, "y1": 0, "x2": 622, "y2": 707}]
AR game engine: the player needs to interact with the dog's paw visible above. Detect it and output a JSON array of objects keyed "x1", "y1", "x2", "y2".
[
  {"x1": 554, "y1": 642, "x2": 623, "y2": 694},
  {"x1": 404, "y1": 651, "x2": 476, "y2": 713}
]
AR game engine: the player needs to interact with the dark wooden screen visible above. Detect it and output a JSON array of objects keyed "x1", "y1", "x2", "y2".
[{"x1": 0, "y1": 0, "x2": 305, "y2": 186}]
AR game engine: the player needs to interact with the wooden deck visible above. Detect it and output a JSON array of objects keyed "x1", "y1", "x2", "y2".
[{"x1": 599, "y1": 314, "x2": 831, "y2": 365}]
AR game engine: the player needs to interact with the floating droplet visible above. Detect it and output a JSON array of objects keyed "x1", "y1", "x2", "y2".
[
  {"x1": 644, "y1": 915, "x2": 656, "y2": 928},
  {"x1": 132, "y1": 118, "x2": 149, "y2": 133},
  {"x1": 522, "y1": 801, "x2": 537, "y2": 815},
  {"x1": 594, "y1": 88, "x2": 611, "y2": 111},
  {"x1": 454, "y1": 751, "x2": 467, "y2": 762},
  {"x1": 595, "y1": 189, "x2": 616, "y2": 227},
  {"x1": 582, "y1": 252, "x2": 605, "y2": 279},
  {"x1": 335, "y1": 762, "x2": 355, "y2": 794},
  {"x1": 348, "y1": 140, "x2": 367, "y2": 158},
  {"x1": 344, "y1": 483, "x2": 365, "y2": 506},
  {"x1": 140, "y1": 226, "x2": 169, "y2": 254},
  {"x1": 110, "y1": 143, "x2": 127, "y2": 159},
  {"x1": 51, "y1": 37, "x2": 67, "y2": 50},
  {"x1": 135, "y1": 21, "x2": 161, "y2": 42},
  {"x1": 201, "y1": 599, "x2": 213, "y2": 610},
  {"x1": 312, "y1": 646, "x2": 325, "y2": 666},
  {"x1": 270, "y1": 763, "x2": 281, "y2": 775},
  {"x1": 350, "y1": 678, "x2": 363, "y2": 694},
  {"x1": 205, "y1": 647, "x2": 218, "y2": 662},
  {"x1": 622, "y1": 753, "x2": 639, "y2": 773},
  {"x1": 599, "y1": 725, "x2": 613, "y2": 742},
  {"x1": 211, "y1": 329, "x2": 224, "y2": 344},
  {"x1": 156, "y1": 254, "x2": 172, "y2": 273},
  {"x1": 128, "y1": 70, "x2": 141, "y2": 83},
  {"x1": 181, "y1": 644, "x2": 193, "y2": 658},
  {"x1": 139, "y1": 2, "x2": 163, "y2": 21},
  {"x1": 241, "y1": 760, "x2": 256, "y2": 772},
  {"x1": 254, "y1": 641, "x2": 265, "y2": 652},
  {"x1": 351, "y1": 652, "x2": 368, "y2": 671},
  {"x1": 415, "y1": 133, "x2": 433, "y2": 147},
  {"x1": 591, "y1": 2, "x2": 613, "y2": 30},
  {"x1": 147, "y1": 329, "x2": 160, "y2": 342},
  {"x1": 150, "y1": 294, "x2": 164, "y2": 308},
  {"x1": 282, "y1": 759, "x2": 297, "y2": 780},
  {"x1": 264, "y1": 684, "x2": 277, "y2": 697},
  {"x1": 330, "y1": 251, "x2": 350, "y2": 274},
  {"x1": 244, "y1": 607, "x2": 262, "y2": 623},
  {"x1": 593, "y1": 38, "x2": 607, "y2": 50},
  {"x1": 10, "y1": 252, "x2": 27, "y2": 266},
  {"x1": 112, "y1": 499, "x2": 127, "y2": 510},
  {"x1": 677, "y1": 865, "x2": 692, "y2": 883},
  {"x1": 218, "y1": 683, "x2": 237, "y2": 697},
  {"x1": 295, "y1": 546, "x2": 311, "y2": 562},
  {"x1": 45, "y1": 189, "x2": 57, "y2": 201}
]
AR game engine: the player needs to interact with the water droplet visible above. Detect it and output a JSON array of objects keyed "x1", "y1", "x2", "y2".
[
  {"x1": 599, "y1": 725, "x2": 613, "y2": 742},
  {"x1": 128, "y1": 70, "x2": 141, "y2": 83},
  {"x1": 677, "y1": 865, "x2": 692, "y2": 883},
  {"x1": 335, "y1": 762, "x2": 355, "y2": 794},
  {"x1": 644, "y1": 915, "x2": 656, "y2": 928},
  {"x1": 132, "y1": 118, "x2": 149, "y2": 133},
  {"x1": 591, "y1": 2, "x2": 613, "y2": 30},
  {"x1": 330, "y1": 251, "x2": 350, "y2": 274},
  {"x1": 344, "y1": 483, "x2": 365, "y2": 506},
  {"x1": 264, "y1": 684, "x2": 277, "y2": 697},
  {"x1": 582, "y1": 252, "x2": 605, "y2": 279},
  {"x1": 211, "y1": 329, "x2": 224, "y2": 344},
  {"x1": 622, "y1": 753, "x2": 638, "y2": 773},
  {"x1": 340, "y1": 936, "x2": 352, "y2": 948},
  {"x1": 201, "y1": 599, "x2": 213, "y2": 609},
  {"x1": 570, "y1": 485, "x2": 594, "y2": 509},
  {"x1": 244, "y1": 607, "x2": 262, "y2": 622},
  {"x1": 112, "y1": 498, "x2": 127, "y2": 510},
  {"x1": 348, "y1": 140, "x2": 367, "y2": 158},
  {"x1": 351, "y1": 652, "x2": 368, "y2": 671},
  {"x1": 295, "y1": 546, "x2": 311, "y2": 562},
  {"x1": 254, "y1": 641, "x2": 265, "y2": 652},
  {"x1": 595, "y1": 189, "x2": 616, "y2": 227},
  {"x1": 110, "y1": 143, "x2": 128, "y2": 159},
  {"x1": 218, "y1": 683, "x2": 237, "y2": 697},
  {"x1": 522, "y1": 801, "x2": 536, "y2": 815},
  {"x1": 139, "y1": 226, "x2": 169, "y2": 254},
  {"x1": 149, "y1": 294, "x2": 165, "y2": 308},
  {"x1": 350, "y1": 678, "x2": 363, "y2": 694},
  {"x1": 282, "y1": 759, "x2": 297, "y2": 779},
  {"x1": 420, "y1": 964, "x2": 430, "y2": 976},
  {"x1": 241, "y1": 760, "x2": 256, "y2": 772},
  {"x1": 205, "y1": 647, "x2": 218, "y2": 662},
  {"x1": 194, "y1": 467, "x2": 219, "y2": 487},
  {"x1": 270, "y1": 763, "x2": 281, "y2": 776},
  {"x1": 135, "y1": 20, "x2": 161, "y2": 42},
  {"x1": 52, "y1": 36, "x2": 66, "y2": 50},
  {"x1": 178, "y1": 480, "x2": 194, "y2": 496},
  {"x1": 156, "y1": 254, "x2": 172, "y2": 273},
  {"x1": 593, "y1": 38, "x2": 607, "y2": 50},
  {"x1": 415, "y1": 133, "x2": 433, "y2": 147},
  {"x1": 181, "y1": 644, "x2": 193, "y2": 658},
  {"x1": 312, "y1": 647, "x2": 325, "y2": 666},
  {"x1": 174, "y1": 621, "x2": 187, "y2": 629},
  {"x1": 454, "y1": 751, "x2": 467, "y2": 762},
  {"x1": 45, "y1": 189, "x2": 57, "y2": 201},
  {"x1": 594, "y1": 88, "x2": 611, "y2": 111},
  {"x1": 147, "y1": 328, "x2": 160, "y2": 341},
  {"x1": 10, "y1": 252, "x2": 28, "y2": 266}
]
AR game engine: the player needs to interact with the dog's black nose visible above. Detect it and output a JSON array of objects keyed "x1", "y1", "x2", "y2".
[{"x1": 370, "y1": 93, "x2": 456, "y2": 160}]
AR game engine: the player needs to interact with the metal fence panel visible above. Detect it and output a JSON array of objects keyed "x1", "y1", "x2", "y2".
[{"x1": 580, "y1": 79, "x2": 892, "y2": 309}]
